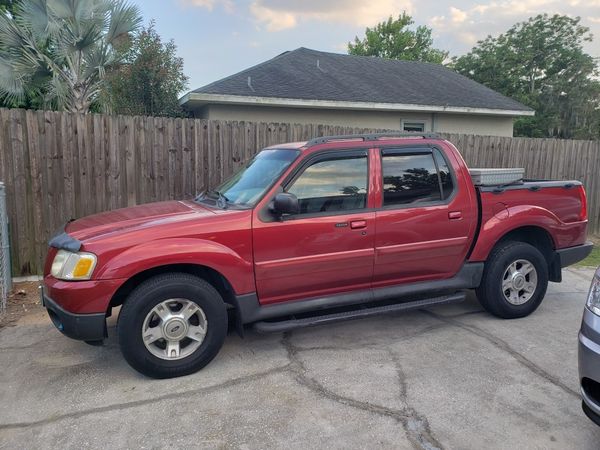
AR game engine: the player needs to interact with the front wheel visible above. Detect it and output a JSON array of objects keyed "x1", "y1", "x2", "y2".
[
  {"x1": 118, "y1": 273, "x2": 228, "y2": 378},
  {"x1": 476, "y1": 241, "x2": 549, "y2": 319}
]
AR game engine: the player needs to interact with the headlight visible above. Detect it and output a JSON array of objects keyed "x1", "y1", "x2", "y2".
[
  {"x1": 586, "y1": 268, "x2": 600, "y2": 316},
  {"x1": 51, "y1": 250, "x2": 97, "y2": 280}
]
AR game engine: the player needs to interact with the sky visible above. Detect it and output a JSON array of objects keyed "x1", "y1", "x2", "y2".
[{"x1": 136, "y1": 0, "x2": 600, "y2": 92}]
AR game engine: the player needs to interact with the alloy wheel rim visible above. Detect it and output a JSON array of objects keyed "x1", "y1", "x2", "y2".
[
  {"x1": 502, "y1": 259, "x2": 538, "y2": 305},
  {"x1": 142, "y1": 298, "x2": 207, "y2": 361}
]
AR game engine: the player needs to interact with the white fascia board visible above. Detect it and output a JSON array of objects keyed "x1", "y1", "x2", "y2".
[{"x1": 181, "y1": 92, "x2": 535, "y2": 117}]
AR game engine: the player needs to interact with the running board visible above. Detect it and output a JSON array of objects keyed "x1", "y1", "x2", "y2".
[{"x1": 253, "y1": 292, "x2": 466, "y2": 333}]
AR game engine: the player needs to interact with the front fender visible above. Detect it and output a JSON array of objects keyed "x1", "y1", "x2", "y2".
[
  {"x1": 95, "y1": 238, "x2": 255, "y2": 294},
  {"x1": 469, "y1": 205, "x2": 565, "y2": 261}
]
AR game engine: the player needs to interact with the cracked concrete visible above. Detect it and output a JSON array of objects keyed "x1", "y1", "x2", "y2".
[{"x1": 1, "y1": 267, "x2": 600, "y2": 449}]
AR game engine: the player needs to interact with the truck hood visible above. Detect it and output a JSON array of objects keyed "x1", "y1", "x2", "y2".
[{"x1": 66, "y1": 200, "x2": 214, "y2": 242}]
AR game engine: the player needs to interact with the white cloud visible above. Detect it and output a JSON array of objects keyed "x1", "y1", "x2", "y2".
[
  {"x1": 249, "y1": 0, "x2": 414, "y2": 32},
  {"x1": 426, "y1": 0, "x2": 600, "y2": 53},
  {"x1": 449, "y1": 7, "x2": 467, "y2": 23},
  {"x1": 435, "y1": 0, "x2": 600, "y2": 25},
  {"x1": 249, "y1": 2, "x2": 297, "y2": 31},
  {"x1": 178, "y1": 0, "x2": 216, "y2": 9},
  {"x1": 178, "y1": 0, "x2": 234, "y2": 13}
]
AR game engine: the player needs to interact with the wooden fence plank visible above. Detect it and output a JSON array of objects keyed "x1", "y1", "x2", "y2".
[{"x1": 25, "y1": 110, "x2": 44, "y2": 273}]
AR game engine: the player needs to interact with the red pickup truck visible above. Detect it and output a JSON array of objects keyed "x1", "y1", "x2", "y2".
[{"x1": 42, "y1": 133, "x2": 592, "y2": 378}]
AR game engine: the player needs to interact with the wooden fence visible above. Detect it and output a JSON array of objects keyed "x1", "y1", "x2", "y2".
[{"x1": 0, "y1": 108, "x2": 598, "y2": 275}]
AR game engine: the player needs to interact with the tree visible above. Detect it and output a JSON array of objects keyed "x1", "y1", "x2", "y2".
[
  {"x1": 0, "y1": 0, "x2": 48, "y2": 109},
  {"x1": 104, "y1": 22, "x2": 188, "y2": 117},
  {"x1": 452, "y1": 14, "x2": 600, "y2": 139},
  {"x1": 0, "y1": 0, "x2": 142, "y2": 113},
  {"x1": 348, "y1": 13, "x2": 448, "y2": 63},
  {"x1": 0, "y1": 0, "x2": 17, "y2": 16}
]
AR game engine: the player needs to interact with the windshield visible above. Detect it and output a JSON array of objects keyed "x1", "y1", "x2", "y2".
[{"x1": 198, "y1": 149, "x2": 299, "y2": 207}]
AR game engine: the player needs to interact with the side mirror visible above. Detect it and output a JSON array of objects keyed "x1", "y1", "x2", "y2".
[{"x1": 270, "y1": 192, "x2": 299, "y2": 216}]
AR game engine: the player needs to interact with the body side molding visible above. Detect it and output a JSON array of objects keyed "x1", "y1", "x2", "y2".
[{"x1": 233, "y1": 262, "x2": 484, "y2": 324}]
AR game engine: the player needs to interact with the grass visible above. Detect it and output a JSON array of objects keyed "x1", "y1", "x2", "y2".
[
  {"x1": 577, "y1": 245, "x2": 600, "y2": 268},
  {"x1": 575, "y1": 236, "x2": 600, "y2": 267}
]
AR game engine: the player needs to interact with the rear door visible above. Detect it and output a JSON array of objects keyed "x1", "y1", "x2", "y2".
[
  {"x1": 252, "y1": 150, "x2": 376, "y2": 305},
  {"x1": 373, "y1": 146, "x2": 477, "y2": 287}
]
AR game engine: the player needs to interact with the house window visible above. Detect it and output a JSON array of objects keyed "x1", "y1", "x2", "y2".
[{"x1": 402, "y1": 121, "x2": 426, "y2": 132}]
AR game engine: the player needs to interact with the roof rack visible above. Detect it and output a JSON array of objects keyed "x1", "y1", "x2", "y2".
[{"x1": 305, "y1": 132, "x2": 441, "y2": 147}]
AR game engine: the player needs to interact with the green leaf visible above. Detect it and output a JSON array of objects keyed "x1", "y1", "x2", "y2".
[
  {"x1": 348, "y1": 13, "x2": 447, "y2": 64},
  {"x1": 451, "y1": 14, "x2": 600, "y2": 139}
]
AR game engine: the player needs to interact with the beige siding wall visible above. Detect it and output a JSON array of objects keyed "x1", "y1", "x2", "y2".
[
  {"x1": 196, "y1": 104, "x2": 515, "y2": 137},
  {"x1": 434, "y1": 113, "x2": 514, "y2": 137},
  {"x1": 200, "y1": 104, "x2": 424, "y2": 129}
]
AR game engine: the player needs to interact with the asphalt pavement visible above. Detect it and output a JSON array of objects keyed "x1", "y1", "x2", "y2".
[{"x1": 1, "y1": 267, "x2": 599, "y2": 449}]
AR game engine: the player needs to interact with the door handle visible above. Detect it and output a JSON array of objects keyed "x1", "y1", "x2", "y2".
[
  {"x1": 448, "y1": 211, "x2": 462, "y2": 220},
  {"x1": 350, "y1": 220, "x2": 367, "y2": 229}
]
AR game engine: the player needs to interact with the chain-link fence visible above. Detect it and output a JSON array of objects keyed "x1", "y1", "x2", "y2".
[{"x1": 0, "y1": 182, "x2": 10, "y2": 315}]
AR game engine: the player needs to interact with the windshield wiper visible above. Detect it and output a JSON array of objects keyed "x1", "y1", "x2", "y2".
[{"x1": 207, "y1": 190, "x2": 230, "y2": 209}]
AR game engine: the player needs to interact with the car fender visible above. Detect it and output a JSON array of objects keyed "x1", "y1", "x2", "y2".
[
  {"x1": 95, "y1": 238, "x2": 255, "y2": 294},
  {"x1": 469, "y1": 205, "x2": 560, "y2": 261}
]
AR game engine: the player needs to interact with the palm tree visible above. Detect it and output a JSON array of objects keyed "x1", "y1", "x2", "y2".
[{"x1": 0, "y1": 0, "x2": 141, "y2": 113}]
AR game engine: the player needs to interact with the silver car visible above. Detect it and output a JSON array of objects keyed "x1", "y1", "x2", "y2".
[{"x1": 579, "y1": 266, "x2": 600, "y2": 425}]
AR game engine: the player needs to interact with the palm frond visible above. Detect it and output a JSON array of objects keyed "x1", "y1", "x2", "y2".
[
  {"x1": 47, "y1": 0, "x2": 97, "y2": 23},
  {"x1": 14, "y1": 0, "x2": 49, "y2": 38},
  {"x1": 75, "y1": 22, "x2": 103, "y2": 50},
  {"x1": 105, "y1": 1, "x2": 141, "y2": 45},
  {"x1": 0, "y1": 13, "x2": 29, "y2": 50},
  {"x1": 45, "y1": 73, "x2": 71, "y2": 110},
  {"x1": 0, "y1": 56, "x2": 27, "y2": 103}
]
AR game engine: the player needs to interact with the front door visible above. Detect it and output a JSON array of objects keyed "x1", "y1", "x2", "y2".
[
  {"x1": 252, "y1": 150, "x2": 375, "y2": 305},
  {"x1": 373, "y1": 146, "x2": 477, "y2": 287}
]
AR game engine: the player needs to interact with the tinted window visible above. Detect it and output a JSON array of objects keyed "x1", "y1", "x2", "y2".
[
  {"x1": 433, "y1": 148, "x2": 454, "y2": 199},
  {"x1": 288, "y1": 156, "x2": 368, "y2": 214},
  {"x1": 382, "y1": 153, "x2": 441, "y2": 206}
]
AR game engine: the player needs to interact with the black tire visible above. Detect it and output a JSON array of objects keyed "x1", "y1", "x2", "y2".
[
  {"x1": 118, "y1": 272, "x2": 228, "y2": 378},
  {"x1": 476, "y1": 241, "x2": 549, "y2": 319}
]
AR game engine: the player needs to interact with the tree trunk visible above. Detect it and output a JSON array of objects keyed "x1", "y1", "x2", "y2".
[
  {"x1": 530, "y1": 72, "x2": 535, "y2": 94},
  {"x1": 68, "y1": 84, "x2": 92, "y2": 114}
]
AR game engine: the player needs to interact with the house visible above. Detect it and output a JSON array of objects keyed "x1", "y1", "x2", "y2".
[{"x1": 180, "y1": 47, "x2": 533, "y2": 137}]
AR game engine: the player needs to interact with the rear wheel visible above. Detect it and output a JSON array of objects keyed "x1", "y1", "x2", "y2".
[
  {"x1": 476, "y1": 241, "x2": 548, "y2": 319},
  {"x1": 118, "y1": 273, "x2": 228, "y2": 378}
]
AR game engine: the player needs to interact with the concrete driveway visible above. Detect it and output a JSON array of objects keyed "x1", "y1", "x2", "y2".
[{"x1": 1, "y1": 267, "x2": 600, "y2": 449}]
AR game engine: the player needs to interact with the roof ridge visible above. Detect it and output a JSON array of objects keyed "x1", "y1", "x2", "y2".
[
  {"x1": 296, "y1": 47, "x2": 444, "y2": 68},
  {"x1": 193, "y1": 49, "x2": 301, "y2": 93}
]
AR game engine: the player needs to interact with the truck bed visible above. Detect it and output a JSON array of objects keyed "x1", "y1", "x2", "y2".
[{"x1": 475, "y1": 179, "x2": 588, "y2": 252}]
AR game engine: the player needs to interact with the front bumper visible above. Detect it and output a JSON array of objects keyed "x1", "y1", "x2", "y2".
[
  {"x1": 578, "y1": 307, "x2": 600, "y2": 426},
  {"x1": 42, "y1": 289, "x2": 107, "y2": 341}
]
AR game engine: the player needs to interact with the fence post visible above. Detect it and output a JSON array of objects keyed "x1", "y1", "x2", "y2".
[{"x1": 0, "y1": 181, "x2": 11, "y2": 313}]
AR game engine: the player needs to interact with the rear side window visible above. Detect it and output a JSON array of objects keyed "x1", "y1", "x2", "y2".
[
  {"x1": 288, "y1": 156, "x2": 368, "y2": 214},
  {"x1": 382, "y1": 153, "x2": 441, "y2": 206}
]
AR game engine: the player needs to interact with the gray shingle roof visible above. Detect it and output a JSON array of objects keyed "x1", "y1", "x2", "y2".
[{"x1": 192, "y1": 47, "x2": 532, "y2": 113}]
